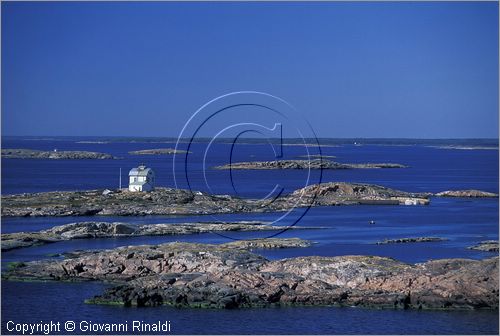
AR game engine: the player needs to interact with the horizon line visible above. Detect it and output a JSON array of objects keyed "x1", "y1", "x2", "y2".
[{"x1": 1, "y1": 135, "x2": 499, "y2": 141}]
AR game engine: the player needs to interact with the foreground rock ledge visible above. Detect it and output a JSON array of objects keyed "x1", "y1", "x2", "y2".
[
  {"x1": 5, "y1": 241, "x2": 498, "y2": 310},
  {"x1": 1, "y1": 221, "x2": 315, "y2": 251},
  {"x1": 1, "y1": 182, "x2": 430, "y2": 217}
]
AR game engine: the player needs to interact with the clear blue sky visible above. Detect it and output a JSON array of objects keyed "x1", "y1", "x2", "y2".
[{"x1": 2, "y1": 1, "x2": 498, "y2": 138}]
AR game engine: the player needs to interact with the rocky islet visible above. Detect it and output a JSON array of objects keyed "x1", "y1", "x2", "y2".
[
  {"x1": 1, "y1": 182, "x2": 432, "y2": 218},
  {"x1": 1, "y1": 149, "x2": 117, "y2": 160},
  {"x1": 1, "y1": 221, "x2": 315, "y2": 251}
]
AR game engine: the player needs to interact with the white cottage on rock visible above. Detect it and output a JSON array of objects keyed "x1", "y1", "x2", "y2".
[{"x1": 128, "y1": 165, "x2": 155, "y2": 192}]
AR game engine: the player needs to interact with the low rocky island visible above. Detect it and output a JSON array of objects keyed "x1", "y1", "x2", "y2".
[
  {"x1": 376, "y1": 237, "x2": 447, "y2": 245},
  {"x1": 76, "y1": 141, "x2": 109, "y2": 144},
  {"x1": 1, "y1": 221, "x2": 314, "y2": 251},
  {"x1": 296, "y1": 154, "x2": 337, "y2": 159},
  {"x1": 128, "y1": 148, "x2": 189, "y2": 155},
  {"x1": 435, "y1": 190, "x2": 499, "y2": 198},
  {"x1": 5, "y1": 240, "x2": 498, "y2": 310},
  {"x1": 430, "y1": 145, "x2": 498, "y2": 151},
  {"x1": 281, "y1": 143, "x2": 340, "y2": 148},
  {"x1": 468, "y1": 241, "x2": 499, "y2": 252},
  {"x1": 1, "y1": 149, "x2": 116, "y2": 160},
  {"x1": 1, "y1": 182, "x2": 430, "y2": 217},
  {"x1": 214, "y1": 159, "x2": 407, "y2": 170}
]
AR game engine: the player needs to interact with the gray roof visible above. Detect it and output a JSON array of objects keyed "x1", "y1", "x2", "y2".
[
  {"x1": 129, "y1": 181, "x2": 148, "y2": 186},
  {"x1": 129, "y1": 165, "x2": 154, "y2": 177}
]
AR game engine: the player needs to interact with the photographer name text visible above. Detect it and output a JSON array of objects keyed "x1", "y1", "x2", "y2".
[{"x1": 5, "y1": 320, "x2": 171, "y2": 334}]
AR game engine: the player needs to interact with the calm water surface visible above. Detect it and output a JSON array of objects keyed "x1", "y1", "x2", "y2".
[{"x1": 1, "y1": 137, "x2": 498, "y2": 334}]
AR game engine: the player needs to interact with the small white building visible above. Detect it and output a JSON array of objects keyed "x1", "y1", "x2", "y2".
[{"x1": 128, "y1": 165, "x2": 155, "y2": 192}]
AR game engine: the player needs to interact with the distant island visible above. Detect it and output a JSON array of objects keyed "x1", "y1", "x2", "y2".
[
  {"x1": 429, "y1": 145, "x2": 499, "y2": 150},
  {"x1": 75, "y1": 141, "x2": 109, "y2": 144},
  {"x1": 128, "y1": 148, "x2": 190, "y2": 155},
  {"x1": 376, "y1": 237, "x2": 447, "y2": 245},
  {"x1": 435, "y1": 190, "x2": 499, "y2": 198},
  {"x1": 214, "y1": 159, "x2": 407, "y2": 170},
  {"x1": 296, "y1": 154, "x2": 337, "y2": 159},
  {"x1": 1, "y1": 148, "x2": 117, "y2": 159}
]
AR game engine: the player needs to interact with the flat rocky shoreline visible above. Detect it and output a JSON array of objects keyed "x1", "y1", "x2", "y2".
[
  {"x1": 5, "y1": 240, "x2": 498, "y2": 310},
  {"x1": 1, "y1": 149, "x2": 117, "y2": 159},
  {"x1": 1, "y1": 182, "x2": 432, "y2": 217},
  {"x1": 1, "y1": 221, "x2": 316, "y2": 251}
]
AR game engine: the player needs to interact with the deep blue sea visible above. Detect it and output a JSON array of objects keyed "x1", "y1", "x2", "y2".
[{"x1": 1, "y1": 137, "x2": 499, "y2": 334}]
